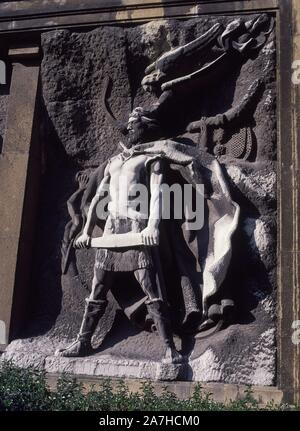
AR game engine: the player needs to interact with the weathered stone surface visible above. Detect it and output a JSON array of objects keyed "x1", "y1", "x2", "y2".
[
  {"x1": 45, "y1": 372, "x2": 283, "y2": 405},
  {"x1": 0, "y1": 79, "x2": 8, "y2": 152},
  {"x1": 189, "y1": 327, "x2": 276, "y2": 385},
  {"x1": 2, "y1": 15, "x2": 277, "y2": 386},
  {"x1": 2, "y1": 324, "x2": 275, "y2": 385}
]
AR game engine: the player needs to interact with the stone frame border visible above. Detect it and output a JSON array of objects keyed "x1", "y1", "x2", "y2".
[{"x1": 0, "y1": 0, "x2": 299, "y2": 404}]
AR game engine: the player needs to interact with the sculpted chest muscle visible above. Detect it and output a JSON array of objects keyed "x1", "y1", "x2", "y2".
[
  {"x1": 106, "y1": 153, "x2": 153, "y2": 217},
  {"x1": 109, "y1": 154, "x2": 149, "y2": 190}
]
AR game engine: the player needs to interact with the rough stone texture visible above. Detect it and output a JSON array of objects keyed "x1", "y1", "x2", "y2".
[
  {"x1": 0, "y1": 80, "x2": 9, "y2": 153},
  {"x1": 189, "y1": 327, "x2": 276, "y2": 385},
  {"x1": 2, "y1": 15, "x2": 277, "y2": 386},
  {"x1": 2, "y1": 336, "x2": 182, "y2": 381}
]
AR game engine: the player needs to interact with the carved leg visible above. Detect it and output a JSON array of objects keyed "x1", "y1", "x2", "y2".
[
  {"x1": 55, "y1": 299, "x2": 108, "y2": 357},
  {"x1": 55, "y1": 268, "x2": 111, "y2": 357},
  {"x1": 146, "y1": 299, "x2": 182, "y2": 364},
  {"x1": 134, "y1": 268, "x2": 183, "y2": 364}
]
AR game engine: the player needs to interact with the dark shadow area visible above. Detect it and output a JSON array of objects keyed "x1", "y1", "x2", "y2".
[
  {"x1": 23, "y1": 102, "x2": 78, "y2": 337},
  {"x1": 92, "y1": 310, "x2": 141, "y2": 355}
]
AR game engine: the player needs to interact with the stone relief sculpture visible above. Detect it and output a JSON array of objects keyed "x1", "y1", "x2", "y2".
[
  {"x1": 186, "y1": 77, "x2": 266, "y2": 160},
  {"x1": 61, "y1": 171, "x2": 89, "y2": 275},
  {"x1": 3, "y1": 13, "x2": 277, "y2": 385},
  {"x1": 141, "y1": 15, "x2": 274, "y2": 120},
  {"x1": 57, "y1": 13, "x2": 274, "y2": 366},
  {"x1": 57, "y1": 108, "x2": 240, "y2": 362}
]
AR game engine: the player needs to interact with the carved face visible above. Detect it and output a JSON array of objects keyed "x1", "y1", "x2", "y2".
[{"x1": 126, "y1": 117, "x2": 147, "y2": 148}]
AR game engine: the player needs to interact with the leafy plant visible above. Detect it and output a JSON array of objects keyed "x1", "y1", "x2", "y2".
[{"x1": 0, "y1": 361, "x2": 297, "y2": 411}]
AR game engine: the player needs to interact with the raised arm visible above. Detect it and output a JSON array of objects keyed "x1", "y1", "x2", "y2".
[{"x1": 187, "y1": 78, "x2": 263, "y2": 133}]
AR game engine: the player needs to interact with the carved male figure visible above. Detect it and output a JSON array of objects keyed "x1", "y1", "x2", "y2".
[
  {"x1": 61, "y1": 171, "x2": 89, "y2": 275},
  {"x1": 56, "y1": 109, "x2": 182, "y2": 364}
]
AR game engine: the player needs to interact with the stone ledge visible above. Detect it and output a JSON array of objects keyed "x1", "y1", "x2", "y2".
[
  {"x1": 0, "y1": 0, "x2": 278, "y2": 19},
  {"x1": 44, "y1": 354, "x2": 183, "y2": 382},
  {"x1": 0, "y1": 0, "x2": 279, "y2": 34},
  {"x1": 46, "y1": 372, "x2": 284, "y2": 405},
  {"x1": 8, "y1": 46, "x2": 40, "y2": 60}
]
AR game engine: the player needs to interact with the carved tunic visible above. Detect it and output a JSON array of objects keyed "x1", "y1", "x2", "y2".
[{"x1": 95, "y1": 216, "x2": 152, "y2": 272}]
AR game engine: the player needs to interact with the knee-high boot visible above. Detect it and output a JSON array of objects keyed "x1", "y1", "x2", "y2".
[
  {"x1": 56, "y1": 298, "x2": 107, "y2": 357},
  {"x1": 146, "y1": 299, "x2": 182, "y2": 364},
  {"x1": 146, "y1": 299, "x2": 174, "y2": 348},
  {"x1": 77, "y1": 298, "x2": 108, "y2": 343}
]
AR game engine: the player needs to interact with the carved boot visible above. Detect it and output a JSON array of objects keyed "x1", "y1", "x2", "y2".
[
  {"x1": 55, "y1": 298, "x2": 108, "y2": 357},
  {"x1": 146, "y1": 299, "x2": 183, "y2": 364}
]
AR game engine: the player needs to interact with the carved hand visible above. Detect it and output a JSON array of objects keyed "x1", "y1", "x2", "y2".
[
  {"x1": 187, "y1": 118, "x2": 207, "y2": 133},
  {"x1": 75, "y1": 233, "x2": 91, "y2": 249},
  {"x1": 187, "y1": 121, "x2": 200, "y2": 132},
  {"x1": 141, "y1": 226, "x2": 159, "y2": 246}
]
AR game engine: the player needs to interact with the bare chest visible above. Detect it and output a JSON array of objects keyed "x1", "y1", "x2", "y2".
[{"x1": 109, "y1": 154, "x2": 150, "y2": 185}]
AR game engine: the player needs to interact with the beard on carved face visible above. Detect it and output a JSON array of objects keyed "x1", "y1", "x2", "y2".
[{"x1": 126, "y1": 121, "x2": 148, "y2": 148}]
